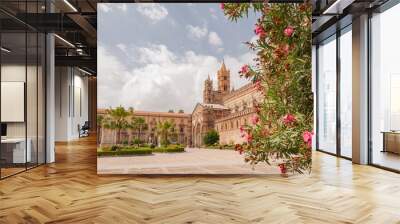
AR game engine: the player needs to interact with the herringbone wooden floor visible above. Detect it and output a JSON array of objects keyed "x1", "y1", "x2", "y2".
[{"x1": 1, "y1": 136, "x2": 400, "y2": 224}]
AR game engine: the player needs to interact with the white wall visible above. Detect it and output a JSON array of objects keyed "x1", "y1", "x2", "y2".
[
  {"x1": 312, "y1": 45, "x2": 317, "y2": 151},
  {"x1": 1, "y1": 65, "x2": 26, "y2": 138},
  {"x1": 1, "y1": 63, "x2": 46, "y2": 164},
  {"x1": 1, "y1": 65, "x2": 41, "y2": 138},
  {"x1": 55, "y1": 67, "x2": 89, "y2": 141}
]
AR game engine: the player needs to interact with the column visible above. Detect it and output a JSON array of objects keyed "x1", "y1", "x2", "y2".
[{"x1": 352, "y1": 14, "x2": 369, "y2": 164}]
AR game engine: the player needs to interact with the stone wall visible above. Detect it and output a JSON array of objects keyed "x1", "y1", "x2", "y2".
[
  {"x1": 98, "y1": 110, "x2": 192, "y2": 146},
  {"x1": 216, "y1": 108, "x2": 257, "y2": 145}
]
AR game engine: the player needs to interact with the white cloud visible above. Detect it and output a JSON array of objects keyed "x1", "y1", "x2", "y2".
[
  {"x1": 98, "y1": 46, "x2": 133, "y2": 108},
  {"x1": 116, "y1": 43, "x2": 127, "y2": 53},
  {"x1": 98, "y1": 44, "x2": 254, "y2": 112},
  {"x1": 98, "y1": 4, "x2": 112, "y2": 13},
  {"x1": 224, "y1": 51, "x2": 257, "y2": 89},
  {"x1": 135, "y1": 44, "x2": 176, "y2": 65},
  {"x1": 250, "y1": 35, "x2": 258, "y2": 43},
  {"x1": 136, "y1": 3, "x2": 168, "y2": 23},
  {"x1": 208, "y1": 32, "x2": 223, "y2": 46},
  {"x1": 186, "y1": 25, "x2": 208, "y2": 40},
  {"x1": 117, "y1": 3, "x2": 127, "y2": 12},
  {"x1": 98, "y1": 3, "x2": 127, "y2": 13}
]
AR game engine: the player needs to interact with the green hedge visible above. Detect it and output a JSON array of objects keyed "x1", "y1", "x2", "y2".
[
  {"x1": 206, "y1": 144, "x2": 235, "y2": 150},
  {"x1": 97, "y1": 147, "x2": 152, "y2": 156},
  {"x1": 152, "y1": 145, "x2": 185, "y2": 153},
  {"x1": 97, "y1": 145, "x2": 185, "y2": 156}
]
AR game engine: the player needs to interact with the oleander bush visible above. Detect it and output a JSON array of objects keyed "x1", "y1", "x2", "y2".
[{"x1": 222, "y1": 2, "x2": 313, "y2": 174}]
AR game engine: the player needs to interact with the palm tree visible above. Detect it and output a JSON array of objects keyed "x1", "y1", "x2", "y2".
[
  {"x1": 126, "y1": 107, "x2": 135, "y2": 143},
  {"x1": 96, "y1": 114, "x2": 104, "y2": 144},
  {"x1": 103, "y1": 106, "x2": 130, "y2": 145},
  {"x1": 128, "y1": 106, "x2": 134, "y2": 115},
  {"x1": 131, "y1": 117, "x2": 148, "y2": 145},
  {"x1": 101, "y1": 115, "x2": 114, "y2": 144},
  {"x1": 156, "y1": 120, "x2": 176, "y2": 146}
]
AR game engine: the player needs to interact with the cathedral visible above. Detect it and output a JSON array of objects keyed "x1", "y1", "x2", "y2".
[
  {"x1": 98, "y1": 61, "x2": 263, "y2": 147},
  {"x1": 192, "y1": 61, "x2": 263, "y2": 147}
]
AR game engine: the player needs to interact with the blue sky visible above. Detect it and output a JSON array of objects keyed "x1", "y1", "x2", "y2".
[{"x1": 98, "y1": 3, "x2": 259, "y2": 112}]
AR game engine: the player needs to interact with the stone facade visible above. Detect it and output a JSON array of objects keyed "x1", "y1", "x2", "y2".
[
  {"x1": 98, "y1": 61, "x2": 263, "y2": 147},
  {"x1": 216, "y1": 83, "x2": 263, "y2": 144},
  {"x1": 98, "y1": 110, "x2": 192, "y2": 146},
  {"x1": 192, "y1": 61, "x2": 263, "y2": 146},
  {"x1": 191, "y1": 103, "x2": 230, "y2": 147}
]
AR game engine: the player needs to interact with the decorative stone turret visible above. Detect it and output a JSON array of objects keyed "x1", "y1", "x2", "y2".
[
  {"x1": 217, "y1": 60, "x2": 230, "y2": 94},
  {"x1": 203, "y1": 75, "x2": 213, "y2": 103},
  {"x1": 202, "y1": 61, "x2": 231, "y2": 105}
]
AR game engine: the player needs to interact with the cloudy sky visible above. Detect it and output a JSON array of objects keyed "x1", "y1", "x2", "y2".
[{"x1": 98, "y1": 3, "x2": 259, "y2": 113}]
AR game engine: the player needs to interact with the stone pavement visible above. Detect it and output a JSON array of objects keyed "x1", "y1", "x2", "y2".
[{"x1": 97, "y1": 147, "x2": 280, "y2": 174}]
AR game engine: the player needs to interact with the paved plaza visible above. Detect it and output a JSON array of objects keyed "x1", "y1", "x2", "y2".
[{"x1": 97, "y1": 147, "x2": 280, "y2": 174}]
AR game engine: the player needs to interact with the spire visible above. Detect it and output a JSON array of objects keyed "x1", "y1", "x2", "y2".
[
  {"x1": 221, "y1": 59, "x2": 226, "y2": 71},
  {"x1": 207, "y1": 74, "x2": 210, "y2": 80}
]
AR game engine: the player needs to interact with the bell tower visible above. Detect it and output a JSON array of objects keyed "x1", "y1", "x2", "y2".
[
  {"x1": 217, "y1": 60, "x2": 230, "y2": 94},
  {"x1": 203, "y1": 75, "x2": 213, "y2": 103}
]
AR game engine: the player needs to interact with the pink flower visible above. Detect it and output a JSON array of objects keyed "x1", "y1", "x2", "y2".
[
  {"x1": 254, "y1": 24, "x2": 266, "y2": 37},
  {"x1": 255, "y1": 80, "x2": 263, "y2": 91},
  {"x1": 279, "y1": 163, "x2": 287, "y2": 174},
  {"x1": 275, "y1": 44, "x2": 290, "y2": 58},
  {"x1": 220, "y1": 3, "x2": 225, "y2": 10},
  {"x1": 245, "y1": 133, "x2": 253, "y2": 143},
  {"x1": 239, "y1": 64, "x2": 249, "y2": 74},
  {"x1": 235, "y1": 144, "x2": 243, "y2": 154},
  {"x1": 251, "y1": 115, "x2": 259, "y2": 125},
  {"x1": 283, "y1": 114, "x2": 296, "y2": 125},
  {"x1": 284, "y1": 26, "x2": 294, "y2": 37},
  {"x1": 302, "y1": 131, "x2": 313, "y2": 148},
  {"x1": 239, "y1": 125, "x2": 244, "y2": 133}
]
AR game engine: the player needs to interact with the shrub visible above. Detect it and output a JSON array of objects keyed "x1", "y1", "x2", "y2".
[
  {"x1": 111, "y1": 145, "x2": 120, "y2": 151},
  {"x1": 152, "y1": 145, "x2": 185, "y2": 153},
  {"x1": 122, "y1": 139, "x2": 129, "y2": 145},
  {"x1": 160, "y1": 139, "x2": 170, "y2": 147},
  {"x1": 203, "y1": 130, "x2": 219, "y2": 146},
  {"x1": 132, "y1": 138, "x2": 142, "y2": 145},
  {"x1": 149, "y1": 143, "x2": 156, "y2": 149},
  {"x1": 97, "y1": 147, "x2": 152, "y2": 156},
  {"x1": 222, "y1": 3, "x2": 313, "y2": 174},
  {"x1": 206, "y1": 144, "x2": 235, "y2": 150}
]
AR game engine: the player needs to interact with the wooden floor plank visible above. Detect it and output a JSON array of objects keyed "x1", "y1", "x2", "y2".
[{"x1": 0, "y1": 136, "x2": 400, "y2": 223}]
